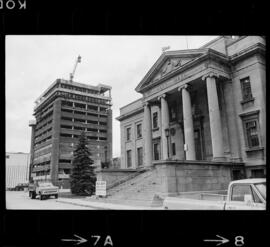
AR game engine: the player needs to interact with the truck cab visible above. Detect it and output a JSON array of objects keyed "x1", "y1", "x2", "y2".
[
  {"x1": 29, "y1": 181, "x2": 59, "y2": 200},
  {"x1": 224, "y1": 178, "x2": 266, "y2": 210},
  {"x1": 163, "y1": 178, "x2": 266, "y2": 210}
]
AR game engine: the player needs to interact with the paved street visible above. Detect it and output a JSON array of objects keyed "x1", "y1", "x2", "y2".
[{"x1": 6, "y1": 191, "x2": 94, "y2": 210}]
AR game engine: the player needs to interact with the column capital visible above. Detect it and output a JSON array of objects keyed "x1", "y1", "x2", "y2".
[
  {"x1": 178, "y1": 83, "x2": 191, "y2": 92},
  {"x1": 202, "y1": 72, "x2": 220, "y2": 81},
  {"x1": 143, "y1": 101, "x2": 150, "y2": 107},
  {"x1": 157, "y1": 94, "x2": 167, "y2": 101}
]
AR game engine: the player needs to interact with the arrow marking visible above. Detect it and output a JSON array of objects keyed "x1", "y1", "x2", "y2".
[
  {"x1": 204, "y1": 235, "x2": 229, "y2": 246},
  {"x1": 61, "y1": 234, "x2": 88, "y2": 245}
]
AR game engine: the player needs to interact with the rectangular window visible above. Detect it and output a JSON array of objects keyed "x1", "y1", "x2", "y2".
[
  {"x1": 240, "y1": 111, "x2": 261, "y2": 149},
  {"x1": 137, "y1": 147, "x2": 143, "y2": 167},
  {"x1": 251, "y1": 169, "x2": 265, "y2": 178},
  {"x1": 127, "y1": 150, "x2": 132, "y2": 168},
  {"x1": 136, "y1": 124, "x2": 142, "y2": 139},
  {"x1": 126, "y1": 127, "x2": 131, "y2": 141},
  {"x1": 245, "y1": 120, "x2": 260, "y2": 148},
  {"x1": 231, "y1": 185, "x2": 253, "y2": 202},
  {"x1": 153, "y1": 112, "x2": 158, "y2": 129},
  {"x1": 240, "y1": 77, "x2": 253, "y2": 101},
  {"x1": 153, "y1": 143, "x2": 160, "y2": 160},
  {"x1": 172, "y1": 143, "x2": 176, "y2": 156}
]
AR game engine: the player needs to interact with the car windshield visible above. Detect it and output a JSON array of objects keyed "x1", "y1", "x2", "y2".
[
  {"x1": 255, "y1": 182, "x2": 266, "y2": 200},
  {"x1": 38, "y1": 182, "x2": 53, "y2": 187}
]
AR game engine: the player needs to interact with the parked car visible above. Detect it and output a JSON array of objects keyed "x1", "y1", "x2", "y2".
[
  {"x1": 163, "y1": 178, "x2": 266, "y2": 210},
  {"x1": 14, "y1": 183, "x2": 29, "y2": 191}
]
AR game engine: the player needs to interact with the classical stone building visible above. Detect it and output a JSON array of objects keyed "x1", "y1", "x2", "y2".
[
  {"x1": 117, "y1": 36, "x2": 266, "y2": 180},
  {"x1": 29, "y1": 79, "x2": 112, "y2": 188}
]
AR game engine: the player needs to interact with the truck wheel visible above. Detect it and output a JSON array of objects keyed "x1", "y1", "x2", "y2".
[{"x1": 31, "y1": 192, "x2": 36, "y2": 199}]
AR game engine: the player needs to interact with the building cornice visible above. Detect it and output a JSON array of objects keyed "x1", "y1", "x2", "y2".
[
  {"x1": 116, "y1": 107, "x2": 144, "y2": 121},
  {"x1": 229, "y1": 43, "x2": 265, "y2": 64}
]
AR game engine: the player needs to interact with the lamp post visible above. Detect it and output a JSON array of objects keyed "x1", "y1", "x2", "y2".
[{"x1": 165, "y1": 128, "x2": 170, "y2": 159}]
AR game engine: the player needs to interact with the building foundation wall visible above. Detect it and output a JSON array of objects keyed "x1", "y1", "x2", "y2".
[{"x1": 154, "y1": 160, "x2": 244, "y2": 197}]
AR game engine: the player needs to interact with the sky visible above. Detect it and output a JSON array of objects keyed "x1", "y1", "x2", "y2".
[{"x1": 6, "y1": 35, "x2": 218, "y2": 157}]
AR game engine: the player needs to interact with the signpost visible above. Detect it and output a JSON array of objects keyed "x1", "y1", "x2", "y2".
[{"x1": 95, "y1": 180, "x2": 106, "y2": 196}]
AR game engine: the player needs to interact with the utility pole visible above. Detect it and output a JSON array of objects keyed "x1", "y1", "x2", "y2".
[{"x1": 70, "y1": 55, "x2": 82, "y2": 82}]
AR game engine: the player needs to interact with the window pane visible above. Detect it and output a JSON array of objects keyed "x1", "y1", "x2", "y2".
[
  {"x1": 127, "y1": 150, "x2": 132, "y2": 167},
  {"x1": 137, "y1": 147, "x2": 143, "y2": 166},
  {"x1": 154, "y1": 143, "x2": 160, "y2": 160},
  {"x1": 231, "y1": 185, "x2": 253, "y2": 202},
  {"x1": 126, "y1": 128, "x2": 131, "y2": 141},
  {"x1": 245, "y1": 120, "x2": 260, "y2": 148},
  {"x1": 240, "y1": 77, "x2": 253, "y2": 100},
  {"x1": 255, "y1": 183, "x2": 266, "y2": 200},
  {"x1": 153, "y1": 112, "x2": 158, "y2": 129},
  {"x1": 137, "y1": 124, "x2": 142, "y2": 138},
  {"x1": 172, "y1": 143, "x2": 176, "y2": 156}
]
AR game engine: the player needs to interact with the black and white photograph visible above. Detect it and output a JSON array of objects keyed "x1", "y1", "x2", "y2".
[
  {"x1": 6, "y1": 35, "x2": 266, "y2": 211},
  {"x1": 1, "y1": 1, "x2": 269, "y2": 246}
]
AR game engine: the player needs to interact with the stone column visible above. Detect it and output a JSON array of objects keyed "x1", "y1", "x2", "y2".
[
  {"x1": 179, "y1": 84, "x2": 196, "y2": 160},
  {"x1": 159, "y1": 94, "x2": 170, "y2": 160},
  {"x1": 203, "y1": 73, "x2": 225, "y2": 160},
  {"x1": 143, "y1": 102, "x2": 152, "y2": 166}
]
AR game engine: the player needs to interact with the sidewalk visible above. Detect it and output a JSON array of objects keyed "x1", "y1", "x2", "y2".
[{"x1": 56, "y1": 197, "x2": 162, "y2": 210}]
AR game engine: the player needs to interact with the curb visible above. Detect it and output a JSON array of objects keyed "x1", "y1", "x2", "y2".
[
  {"x1": 56, "y1": 199, "x2": 154, "y2": 210},
  {"x1": 56, "y1": 200, "x2": 109, "y2": 210}
]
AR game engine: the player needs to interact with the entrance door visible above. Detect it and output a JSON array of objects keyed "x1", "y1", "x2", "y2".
[{"x1": 194, "y1": 129, "x2": 203, "y2": 160}]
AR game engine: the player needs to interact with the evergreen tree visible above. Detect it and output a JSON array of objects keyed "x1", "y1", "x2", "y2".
[{"x1": 70, "y1": 131, "x2": 96, "y2": 196}]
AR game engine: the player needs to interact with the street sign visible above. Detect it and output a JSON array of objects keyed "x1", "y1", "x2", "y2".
[{"x1": 96, "y1": 180, "x2": 106, "y2": 196}]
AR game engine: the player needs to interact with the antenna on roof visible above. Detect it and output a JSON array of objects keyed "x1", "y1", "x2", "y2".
[{"x1": 69, "y1": 55, "x2": 81, "y2": 82}]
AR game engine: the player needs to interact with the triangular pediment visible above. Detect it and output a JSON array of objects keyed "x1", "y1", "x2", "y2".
[{"x1": 135, "y1": 49, "x2": 208, "y2": 93}]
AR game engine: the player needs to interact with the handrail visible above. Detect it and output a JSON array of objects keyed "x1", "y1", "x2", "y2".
[{"x1": 107, "y1": 168, "x2": 150, "y2": 191}]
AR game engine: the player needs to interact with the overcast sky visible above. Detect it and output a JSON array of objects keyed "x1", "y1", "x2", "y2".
[{"x1": 6, "y1": 35, "x2": 218, "y2": 157}]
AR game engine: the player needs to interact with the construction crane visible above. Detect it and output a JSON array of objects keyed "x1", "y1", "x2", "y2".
[{"x1": 69, "y1": 55, "x2": 81, "y2": 82}]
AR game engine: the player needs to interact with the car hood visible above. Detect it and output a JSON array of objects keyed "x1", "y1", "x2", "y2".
[{"x1": 39, "y1": 186, "x2": 58, "y2": 190}]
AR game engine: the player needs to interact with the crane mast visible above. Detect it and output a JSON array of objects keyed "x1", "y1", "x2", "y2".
[{"x1": 69, "y1": 55, "x2": 81, "y2": 82}]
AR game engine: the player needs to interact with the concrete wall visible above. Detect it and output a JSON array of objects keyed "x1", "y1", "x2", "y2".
[{"x1": 154, "y1": 160, "x2": 243, "y2": 197}]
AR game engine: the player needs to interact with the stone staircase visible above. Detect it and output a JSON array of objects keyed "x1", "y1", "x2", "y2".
[{"x1": 104, "y1": 167, "x2": 163, "y2": 207}]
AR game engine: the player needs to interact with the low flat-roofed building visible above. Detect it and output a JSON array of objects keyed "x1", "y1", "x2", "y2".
[{"x1": 6, "y1": 152, "x2": 30, "y2": 189}]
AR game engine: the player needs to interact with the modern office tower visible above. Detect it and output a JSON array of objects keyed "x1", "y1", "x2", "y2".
[{"x1": 29, "y1": 79, "x2": 112, "y2": 188}]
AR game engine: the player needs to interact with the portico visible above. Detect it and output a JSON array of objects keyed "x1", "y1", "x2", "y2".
[{"x1": 138, "y1": 49, "x2": 232, "y2": 165}]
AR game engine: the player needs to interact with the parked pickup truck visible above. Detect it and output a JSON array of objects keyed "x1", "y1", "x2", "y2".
[
  {"x1": 29, "y1": 181, "x2": 59, "y2": 200},
  {"x1": 163, "y1": 178, "x2": 266, "y2": 210}
]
